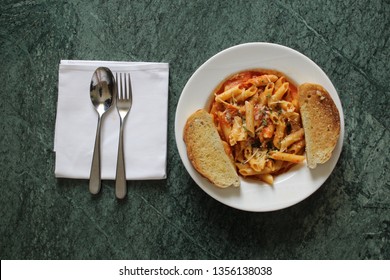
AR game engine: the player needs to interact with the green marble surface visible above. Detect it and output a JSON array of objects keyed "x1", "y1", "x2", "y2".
[{"x1": 0, "y1": 0, "x2": 389, "y2": 260}]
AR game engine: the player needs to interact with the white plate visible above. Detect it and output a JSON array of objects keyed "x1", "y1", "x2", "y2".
[{"x1": 174, "y1": 42, "x2": 344, "y2": 212}]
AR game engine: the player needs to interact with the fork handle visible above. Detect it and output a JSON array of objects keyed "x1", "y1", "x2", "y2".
[
  {"x1": 115, "y1": 122, "x2": 127, "y2": 199},
  {"x1": 89, "y1": 116, "x2": 102, "y2": 195}
]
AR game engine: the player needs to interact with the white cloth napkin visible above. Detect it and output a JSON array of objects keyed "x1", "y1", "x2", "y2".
[{"x1": 54, "y1": 60, "x2": 169, "y2": 180}]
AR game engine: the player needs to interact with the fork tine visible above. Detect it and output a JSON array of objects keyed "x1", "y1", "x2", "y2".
[
  {"x1": 116, "y1": 73, "x2": 119, "y2": 99},
  {"x1": 124, "y1": 73, "x2": 128, "y2": 100},
  {"x1": 128, "y1": 73, "x2": 132, "y2": 101},
  {"x1": 117, "y1": 72, "x2": 123, "y2": 100},
  {"x1": 121, "y1": 73, "x2": 126, "y2": 99},
  {"x1": 126, "y1": 73, "x2": 131, "y2": 100}
]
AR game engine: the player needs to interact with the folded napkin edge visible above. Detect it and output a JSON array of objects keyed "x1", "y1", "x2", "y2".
[{"x1": 60, "y1": 60, "x2": 169, "y2": 71}]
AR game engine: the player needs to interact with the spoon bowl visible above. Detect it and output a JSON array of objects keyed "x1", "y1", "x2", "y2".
[{"x1": 89, "y1": 67, "x2": 115, "y2": 194}]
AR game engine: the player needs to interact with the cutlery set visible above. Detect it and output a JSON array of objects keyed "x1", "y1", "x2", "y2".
[{"x1": 88, "y1": 67, "x2": 133, "y2": 199}]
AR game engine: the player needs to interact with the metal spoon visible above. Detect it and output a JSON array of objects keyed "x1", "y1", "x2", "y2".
[{"x1": 89, "y1": 67, "x2": 115, "y2": 195}]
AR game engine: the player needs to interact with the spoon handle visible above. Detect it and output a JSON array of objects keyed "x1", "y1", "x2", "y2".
[
  {"x1": 115, "y1": 121, "x2": 127, "y2": 199},
  {"x1": 89, "y1": 116, "x2": 102, "y2": 194}
]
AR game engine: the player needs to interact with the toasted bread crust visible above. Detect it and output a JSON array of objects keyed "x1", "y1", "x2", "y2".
[
  {"x1": 298, "y1": 83, "x2": 340, "y2": 169},
  {"x1": 183, "y1": 109, "x2": 240, "y2": 188}
]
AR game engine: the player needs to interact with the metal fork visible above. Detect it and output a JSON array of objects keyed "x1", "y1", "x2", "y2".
[{"x1": 115, "y1": 72, "x2": 133, "y2": 199}]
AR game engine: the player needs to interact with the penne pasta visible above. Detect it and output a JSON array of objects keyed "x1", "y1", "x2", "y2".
[
  {"x1": 269, "y1": 100, "x2": 295, "y2": 112},
  {"x1": 268, "y1": 151, "x2": 305, "y2": 163},
  {"x1": 287, "y1": 139, "x2": 305, "y2": 155},
  {"x1": 215, "y1": 85, "x2": 242, "y2": 102},
  {"x1": 274, "y1": 76, "x2": 286, "y2": 92},
  {"x1": 236, "y1": 163, "x2": 258, "y2": 176},
  {"x1": 235, "y1": 85, "x2": 258, "y2": 102},
  {"x1": 209, "y1": 69, "x2": 304, "y2": 186},
  {"x1": 245, "y1": 101, "x2": 255, "y2": 137},
  {"x1": 262, "y1": 123, "x2": 275, "y2": 139},
  {"x1": 273, "y1": 120, "x2": 286, "y2": 149},
  {"x1": 217, "y1": 111, "x2": 232, "y2": 143},
  {"x1": 248, "y1": 149, "x2": 267, "y2": 172},
  {"x1": 269, "y1": 111, "x2": 280, "y2": 125},
  {"x1": 280, "y1": 128, "x2": 304, "y2": 152},
  {"x1": 259, "y1": 82, "x2": 274, "y2": 106},
  {"x1": 247, "y1": 74, "x2": 278, "y2": 87},
  {"x1": 270, "y1": 82, "x2": 289, "y2": 103},
  {"x1": 285, "y1": 111, "x2": 302, "y2": 132},
  {"x1": 257, "y1": 174, "x2": 274, "y2": 185}
]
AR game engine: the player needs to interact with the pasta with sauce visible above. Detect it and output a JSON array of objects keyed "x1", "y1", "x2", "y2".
[{"x1": 209, "y1": 70, "x2": 305, "y2": 185}]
